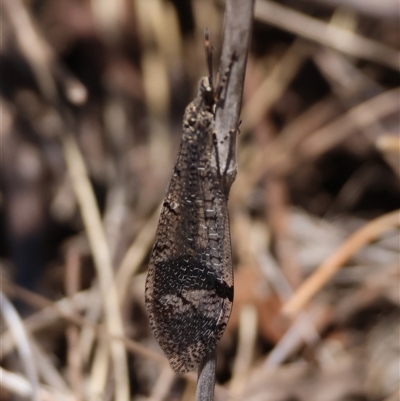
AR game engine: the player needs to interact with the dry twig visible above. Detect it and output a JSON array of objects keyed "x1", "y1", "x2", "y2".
[
  {"x1": 283, "y1": 209, "x2": 400, "y2": 317},
  {"x1": 255, "y1": 0, "x2": 400, "y2": 71},
  {"x1": 196, "y1": 1, "x2": 254, "y2": 399},
  {"x1": 0, "y1": 292, "x2": 40, "y2": 401}
]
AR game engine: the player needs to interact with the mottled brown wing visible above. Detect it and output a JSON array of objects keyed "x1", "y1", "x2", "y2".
[{"x1": 145, "y1": 108, "x2": 233, "y2": 374}]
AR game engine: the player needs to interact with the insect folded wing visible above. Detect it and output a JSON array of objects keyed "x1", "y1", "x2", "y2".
[{"x1": 145, "y1": 71, "x2": 234, "y2": 374}]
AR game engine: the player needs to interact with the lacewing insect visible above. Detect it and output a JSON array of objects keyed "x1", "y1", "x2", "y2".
[{"x1": 145, "y1": 32, "x2": 236, "y2": 373}]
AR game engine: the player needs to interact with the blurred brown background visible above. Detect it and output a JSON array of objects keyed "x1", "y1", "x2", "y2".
[{"x1": 0, "y1": 0, "x2": 399, "y2": 400}]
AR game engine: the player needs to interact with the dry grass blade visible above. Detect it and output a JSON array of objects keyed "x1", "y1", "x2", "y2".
[
  {"x1": 0, "y1": 284, "x2": 91, "y2": 359},
  {"x1": 241, "y1": 40, "x2": 311, "y2": 134},
  {"x1": 116, "y1": 208, "x2": 160, "y2": 305},
  {"x1": 62, "y1": 133, "x2": 130, "y2": 401},
  {"x1": 64, "y1": 248, "x2": 83, "y2": 400},
  {"x1": 257, "y1": 253, "x2": 323, "y2": 366},
  {"x1": 29, "y1": 339, "x2": 72, "y2": 395},
  {"x1": 0, "y1": 367, "x2": 74, "y2": 401},
  {"x1": 0, "y1": 366, "x2": 34, "y2": 399},
  {"x1": 283, "y1": 209, "x2": 400, "y2": 317},
  {"x1": 1, "y1": 279, "x2": 167, "y2": 365},
  {"x1": 255, "y1": 0, "x2": 400, "y2": 71},
  {"x1": 229, "y1": 305, "x2": 258, "y2": 395},
  {"x1": 88, "y1": 335, "x2": 110, "y2": 400},
  {"x1": 300, "y1": 88, "x2": 400, "y2": 160},
  {"x1": 2, "y1": 0, "x2": 56, "y2": 100},
  {"x1": 2, "y1": 0, "x2": 129, "y2": 398},
  {"x1": 376, "y1": 136, "x2": 400, "y2": 154},
  {"x1": 149, "y1": 366, "x2": 176, "y2": 401},
  {"x1": 0, "y1": 292, "x2": 40, "y2": 401}
]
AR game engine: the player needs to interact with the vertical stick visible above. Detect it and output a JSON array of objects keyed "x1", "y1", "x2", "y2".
[
  {"x1": 195, "y1": 350, "x2": 217, "y2": 401},
  {"x1": 196, "y1": 0, "x2": 255, "y2": 399},
  {"x1": 215, "y1": 0, "x2": 255, "y2": 192}
]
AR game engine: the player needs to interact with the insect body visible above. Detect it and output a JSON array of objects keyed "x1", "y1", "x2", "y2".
[{"x1": 145, "y1": 74, "x2": 234, "y2": 374}]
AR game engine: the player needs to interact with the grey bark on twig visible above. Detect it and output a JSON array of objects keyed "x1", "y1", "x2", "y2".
[
  {"x1": 196, "y1": 1, "x2": 255, "y2": 400},
  {"x1": 214, "y1": 0, "x2": 255, "y2": 194},
  {"x1": 195, "y1": 350, "x2": 217, "y2": 401}
]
